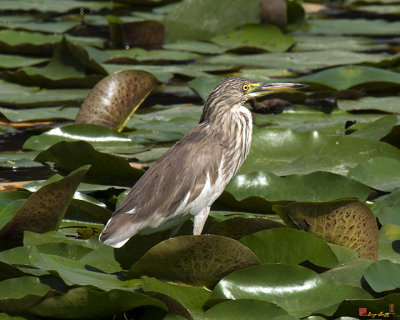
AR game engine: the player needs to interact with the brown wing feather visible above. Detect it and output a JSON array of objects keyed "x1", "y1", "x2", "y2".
[{"x1": 99, "y1": 123, "x2": 226, "y2": 245}]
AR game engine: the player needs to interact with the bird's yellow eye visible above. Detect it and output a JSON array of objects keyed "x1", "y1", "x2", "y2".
[{"x1": 242, "y1": 84, "x2": 250, "y2": 91}]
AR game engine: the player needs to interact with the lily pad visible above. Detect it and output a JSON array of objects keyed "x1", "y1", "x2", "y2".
[
  {"x1": 241, "y1": 127, "x2": 400, "y2": 176},
  {"x1": 348, "y1": 157, "x2": 400, "y2": 192},
  {"x1": 127, "y1": 235, "x2": 260, "y2": 288},
  {"x1": 350, "y1": 114, "x2": 397, "y2": 140},
  {"x1": 0, "y1": 276, "x2": 51, "y2": 314},
  {"x1": 363, "y1": 260, "x2": 400, "y2": 292},
  {"x1": 0, "y1": 106, "x2": 78, "y2": 122},
  {"x1": 75, "y1": 70, "x2": 157, "y2": 131},
  {"x1": 0, "y1": 54, "x2": 48, "y2": 69},
  {"x1": 296, "y1": 65, "x2": 400, "y2": 90},
  {"x1": 34, "y1": 140, "x2": 143, "y2": 187},
  {"x1": 163, "y1": 0, "x2": 261, "y2": 41},
  {"x1": 239, "y1": 228, "x2": 339, "y2": 268},
  {"x1": 23, "y1": 123, "x2": 146, "y2": 154},
  {"x1": 372, "y1": 188, "x2": 400, "y2": 226},
  {"x1": 226, "y1": 171, "x2": 371, "y2": 203},
  {"x1": 27, "y1": 286, "x2": 166, "y2": 319},
  {"x1": 274, "y1": 200, "x2": 379, "y2": 261},
  {"x1": 211, "y1": 24, "x2": 295, "y2": 53},
  {"x1": 203, "y1": 299, "x2": 293, "y2": 320},
  {"x1": 0, "y1": 166, "x2": 89, "y2": 250},
  {"x1": 212, "y1": 264, "x2": 371, "y2": 318},
  {"x1": 142, "y1": 276, "x2": 211, "y2": 319},
  {"x1": 338, "y1": 96, "x2": 400, "y2": 113}
]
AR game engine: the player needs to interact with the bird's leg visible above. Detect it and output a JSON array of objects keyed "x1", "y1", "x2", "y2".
[{"x1": 193, "y1": 207, "x2": 210, "y2": 235}]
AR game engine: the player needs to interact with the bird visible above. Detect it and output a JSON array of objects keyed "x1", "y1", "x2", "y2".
[{"x1": 99, "y1": 77, "x2": 306, "y2": 248}]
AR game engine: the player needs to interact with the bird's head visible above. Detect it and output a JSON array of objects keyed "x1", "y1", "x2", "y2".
[{"x1": 201, "y1": 77, "x2": 307, "y2": 123}]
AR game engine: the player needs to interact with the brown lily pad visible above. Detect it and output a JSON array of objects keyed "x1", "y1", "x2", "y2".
[
  {"x1": 0, "y1": 166, "x2": 89, "y2": 251},
  {"x1": 273, "y1": 200, "x2": 379, "y2": 261},
  {"x1": 75, "y1": 70, "x2": 157, "y2": 131},
  {"x1": 126, "y1": 235, "x2": 260, "y2": 288}
]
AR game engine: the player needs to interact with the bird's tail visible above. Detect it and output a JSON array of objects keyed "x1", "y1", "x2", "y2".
[{"x1": 99, "y1": 214, "x2": 137, "y2": 248}]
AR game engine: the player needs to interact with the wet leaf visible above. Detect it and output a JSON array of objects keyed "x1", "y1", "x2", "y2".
[
  {"x1": 127, "y1": 235, "x2": 260, "y2": 288},
  {"x1": 75, "y1": 70, "x2": 157, "y2": 131},
  {"x1": 211, "y1": 24, "x2": 295, "y2": 52},
  {"x1": 34, "y1": 140, "x2": 143, "y2": 187},
  {"x1": 106, "y1": 48, "x2": 200, "y2": 63},
  {"x1": 164, "y1": 0, "x2": 261, "y2": 41},
  {"x1": 27, "y1": 286, "x2": 166, "y2": 319},
  {"x1": 212, "y1": 264, "x2": 371, "y2": 318},
  {"x1": 274, "y1": 200, "x2": 379, "y2": 261},
  {"x1": 239, "y1": 229, "x2": 339, "y2": 268},
  {"x1": 163, "y1": 40, "x2": 226, "y2": 54},
  {"x1": 0, "y1": 166, "x2": 89, "y2": 250}
]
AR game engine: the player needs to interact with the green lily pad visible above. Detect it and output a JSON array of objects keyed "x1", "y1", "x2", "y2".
[
  {"x1": 127, "y1": 235, "x2": 260, "y2": 288},
  {"x1": 212, "y1": 264, "x2": 371, "y2": 318},
  {"x1": 210, "y1": 217, "x2": 286, "y2": 240},
  {"x1": 0, "y1": 79, "x2": 89, "y2": 107},
  {"x1": 163, "y1": 40, "x2": 226, "y2": 54},
  {"x1": 0, "y1": 54, "x2": 48, "y2": 69},
  {"x1": 0, "y1": 0, "x2": 115, "y2": 12},
  {"x1": 241, "y1": 128, "x2": 400, "y2": 176},
  {"x1": 23, "y1": 124, "x2": 146, "y2": 154},
  {"x1": 34, "y1": 140, "x2": 143, "y2": 187},
  {"x1": 226, "y1": 171, "x2": 371, "y2": 203},
  {"x1": 338, "y1": 96, "x2": 400, "y2": 113},
  {"x1": 203, "y1": 299, "x2": 294, "y2": 320},
  {"x1": 274, "y1": 200, "x2": 379, "y2": 261},
  {"x1": 206, "y1": 50, "x2": 388, "y2": 71},
  {"x1": 27, "y1": 286, "x2": 166, "y2": 319},
  {"x1": 163, "y1": 0, "x2": 261, "y2": 41},
  {"x1": 0, "y1": 276, "x2": 51, "y2": 314},
  {"x1": 363, "y1": 260, "x2": 400, "y2": 292},
  {"x1": 105, "y1": 48, "x2": 200, "y2": 63},
  {"x1": 211, "y1": 24, "x2": 295, "y2": 53},
  {"x1": 350, "y1": 114, "x2": 397, "y2": 140},
  {"x1": 75, "y1": 70, "x2": 157, "y2": 131},
  {"x1": 188, "y1": 76, "x2": 223, "y2": 101},
  {"x1": 4, "y1": 38, "x2": 103, "y2": 88},
  {"x1": 239, "y1": 228, "x2": 339, "y2": 268},
  {"x1": 0, "y1": 106, "x2": 78, "y2": 122},
  {"x1": 142, "y1": 276, "x2": 211, "y2": 319},
  {"x1": 307, "y1": 18, "x2": 400, "y2": 36},
  {"x1": 378, "y1": 224, "x2": 400, "y2": 263},
  {"x1": 296, "y1": 65, "x2": 400, "y2": 90},
  {"x1": 372, "y1": 188, "x2": 400, "y2": 226},
  {"x1": 348, "y1": 157, "x2": 400, "y2": 192},
  {"x1": 0, "y1": 166, "x2": 89, "y2": 250}
]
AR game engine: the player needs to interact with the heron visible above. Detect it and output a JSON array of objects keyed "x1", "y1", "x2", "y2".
[{"x1": 100, "y1": 77, "x2": 306, "y2": 248}]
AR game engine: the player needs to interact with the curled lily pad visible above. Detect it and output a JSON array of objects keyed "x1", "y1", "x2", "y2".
[
  {"x1": 0, "y1": 166, "x2": 89, "y2": 250},
  {"x1": 126, "y1": 235, "x2": 260, "y2": 288},
  {"x1": 274, "y1": 200, "x2": 379, "y2": 261},
  {"x1": 75, "y1": 70, "x2": 157, "y2": 131}
]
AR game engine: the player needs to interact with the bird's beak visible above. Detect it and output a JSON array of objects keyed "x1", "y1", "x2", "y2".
[{"x1": 248, "y1": 82, "x2": 308, "y2": 98}]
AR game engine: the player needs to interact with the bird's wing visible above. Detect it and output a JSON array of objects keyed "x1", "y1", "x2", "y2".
[{"x1": 99, "y1": 123, "x2": 226, "y2": 247}]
